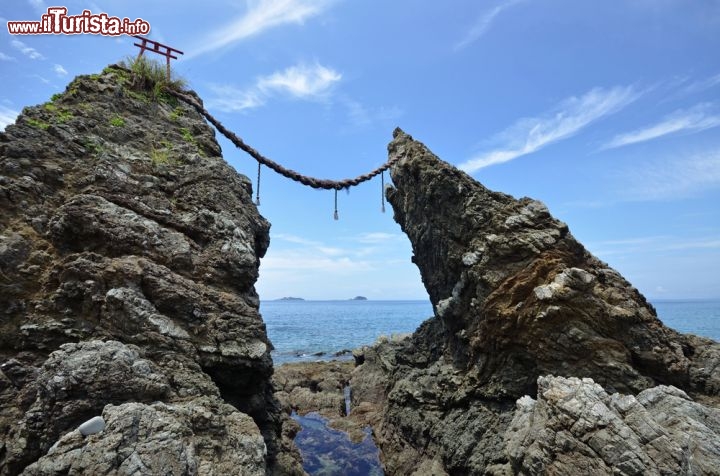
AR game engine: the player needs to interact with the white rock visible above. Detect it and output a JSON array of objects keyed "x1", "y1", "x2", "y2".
[
  {"x1": 462, "y1": 251, "x2": 480, "y2": 266},
  {"x1": 79, "y1": 415, "x2": 105, "y2": 436}
]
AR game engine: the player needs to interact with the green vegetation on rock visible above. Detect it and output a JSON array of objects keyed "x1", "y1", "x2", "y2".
[
  {"x1": 55, "y1": 109, "x2": 73, "y2": 124},
  {"x1": 26, "y1": 117, "x2": 50, "y2": 130},
  {"x1": 169, "y1": 106, "x2": 185, "y2": 122},
  {"x1": 109, "y1": 115, "x2": 125, "y2": 127},
  {"x1": 118, "y1": 56, "x2": 187, "y2": 104}
]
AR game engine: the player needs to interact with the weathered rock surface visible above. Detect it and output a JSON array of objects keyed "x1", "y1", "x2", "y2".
[
  {"x1": 505, "y1": 376, "x2": 720, "y2": 475},
  {"x1": 273, "y1": 361, "x2": 352, "y2": 418},
  {"x1": 0, "y1": 66, "x2": 301, "y2": 474},
  {"x1": 350, "y1": 129, "x2": 720, "y2": 474},
  {"x1": 23, "y1": 397, "x2": 267, "y2": 476}
]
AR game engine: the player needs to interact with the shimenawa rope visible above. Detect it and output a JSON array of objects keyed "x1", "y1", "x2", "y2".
[{"x1": 170, "y1": 90, "x2": 401, "y2": 192}]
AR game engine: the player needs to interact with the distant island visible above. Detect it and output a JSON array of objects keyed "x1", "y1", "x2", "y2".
[
  {"x1": 350, "y1": 296, "x2": 368, "y2": 301},
  {"x1": 277, "y1": 297, "x2": 305, "y2": 301}
]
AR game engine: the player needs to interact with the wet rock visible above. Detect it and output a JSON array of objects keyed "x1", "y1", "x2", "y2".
[{"x1": 273, "y1": 361, "x2": 353, "y2": 418}]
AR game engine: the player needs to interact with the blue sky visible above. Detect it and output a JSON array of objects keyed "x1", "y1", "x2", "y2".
[{"x1": 2, "y1": 1, "x2": 719, "y2": 301}]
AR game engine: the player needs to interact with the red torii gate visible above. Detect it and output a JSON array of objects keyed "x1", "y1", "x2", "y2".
[{"x1": 132, "y1": 35, "x2": 184, "y2": 81}]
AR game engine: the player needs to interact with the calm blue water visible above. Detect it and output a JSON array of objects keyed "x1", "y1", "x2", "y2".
[
  {"x1": 262, "y1": 299, "x2": 720, "y2": 365},
  {"x1": 267, "y1": 299, "x2": 720, "y2": 475},
  {"x1": 653, "y1": 299, "x2": 720, "y2": 341},
  {"x1": 261, "y1": 300, "x2": 433, "y2": 364}
]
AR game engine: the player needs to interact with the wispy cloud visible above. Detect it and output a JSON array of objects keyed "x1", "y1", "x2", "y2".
[
  {"x1": 0, "y1": 52, "x2": 16, "y2": 62},
  {"x1": 459, "y1": 85, "x2": 641, "y2": 172},
  {"x1": 604, "y1": 103, "x2": 720, "y2": 149},
  {"x1": 339, "y1": 96, "x2": 403, "y2": 130},
  {"x1": 257, "y1": 229, "x2": 427, "y2": 299},
  {"x1": 53, "y1": 64, "x2": 68, "y2": 76},
  {"x1": 0, "y1": 105, "x2": 19, "y2": 131},
  {"x1": 33, "y1": 75, "x2": 50, "y2": 84},
  {"x1": 11, "y1": 39, "x2": 45, "y2": 60},
  {"x1": 263, "y1": 232, "x2": 374, "y2": 273},
  {"x1": 681, "y1": 72, "x2": 720, "y2": 95},
  {"x1": 258, "y1": 63, "x2": 341, "y2": 98},
  {"x1": 188, "y1": 0, "x2": 336, "y2": 59},
  {"x1": 354, "y1": 232, "x2": 404, "y2": 244},
  {"x1": 208, "y1": 62, "x2": 341, "y2": 112},
  {"x1": 618, "y1": 149, "x2": 720, "y2": 201},
  {"x1": 454, "y1": 0, "x2": 525, "y2": 50},
  {"x1": 588, "y1": 235, "x2": 720, "y2": 258}
]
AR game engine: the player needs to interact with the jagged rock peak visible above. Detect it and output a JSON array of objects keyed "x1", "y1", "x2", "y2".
[
  {"x1": 347, "y1": 129, "x2": 720, "y2": 475},
  {"x1": 0, "y1": 65, "x2": 301, "y2": 474},
  {"x1": 386, "y1": 128, "x2": 715, "y2": 398}
]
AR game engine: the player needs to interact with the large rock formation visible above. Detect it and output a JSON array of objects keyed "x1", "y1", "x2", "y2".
[
  {"x1": 0, "y1": 66, "x2": 301, "y2": 474},
  {"x1": 351, "y1": 129, "x2": 720, "y2": 474}
]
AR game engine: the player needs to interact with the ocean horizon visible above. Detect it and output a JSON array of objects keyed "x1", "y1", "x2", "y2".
[{"x1": 262, "y1": 298, "x2": 720, "y2": 365}]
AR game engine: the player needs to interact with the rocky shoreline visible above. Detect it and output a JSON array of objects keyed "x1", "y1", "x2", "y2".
[
  {"x1": 347, "y1": 130, "x2": 720, "y2": 475},
  {"x1": 277, "y1": 129, "x2": 720, "y2": 475},
  {"x1": 2, "y1": 64, "x2": 719, "y2": 475}
]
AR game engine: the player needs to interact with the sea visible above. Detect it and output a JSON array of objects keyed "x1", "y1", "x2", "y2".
[
  {"x1": 262, "y1": 299, "x2": 720, "y2": 365},
  {"x1": 262, "y1": 298, "x2": 720, "y2": 475},
  {"x1": 261, "y1": 300, "x2": 434, "y2": 365}
]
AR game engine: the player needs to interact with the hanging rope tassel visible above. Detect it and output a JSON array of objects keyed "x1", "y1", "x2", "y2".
[
  {"x1": 333, "y1": 189, "x2": 339, "y2": 220},
  {"x1": 381, "y1": 171, "x2": 386, "y2": 213},
  {"x1": 255, "y1": 162, "x2": 261, "y2": 206}
]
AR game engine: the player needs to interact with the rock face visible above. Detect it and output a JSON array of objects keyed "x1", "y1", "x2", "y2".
[
  {"x1": 0, "y1": 66, "x2": 299, "y2": 474},
  {"x1": 273, "y1": 361, "x2": 352, "y2": 419},
  {"x1": 505, "y1": 376, "x2": 720, "y2": 475},
  {"x1": 350, "y1": 129, "x2": 720, "y2": 474}
]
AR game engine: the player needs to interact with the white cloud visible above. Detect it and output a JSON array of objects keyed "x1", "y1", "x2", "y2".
[
  {"x1": 208, "y1": 62, "x2": 341, "y2": 112},
  {"x1": 261, "y1": 233, "x2": 374, "y2": 274},
  {"x1": 618, "y1": 150, "x2": 720, "y2": 201},
  {"x1": 261, "y1": 251, "x2": 372, "y2": 273},
  {"x1": 257, "y1": 230, "x2": 426, "y2": 299},
  {"x1": 207, "y1": 85, "x2": 264, "y2": 112},
  {"x1": 454, "y1": 0, "x2": 525, "y2": 50},
  {"x1": 603, "y1": 103, "x2": 720, "y2": 149},
  {"x1": 53, "y1": 64, "x2": 68, "y2": 76},
  {"x1": 0, "y1": 105, "x2": 19, "y2": 131},
  {"x1": 258, "y1": 63, "x2": 341, "y2": 98},
  {"x1": 11, "y1": 39, "x2": 45, "y2": 60},
  {"x1": 274, "y1": 233, "x2": 320, "y2": 246},
  {"x1": 0, "y1": 52, "x2": 16, "y2": 62},
  {"x1": 188, "y1": 0, "x2": 336, "y2": 59},
  {"x1": 459, "y1": 85, "x2": 641, "y2": 172},
  {"x1": 681, "y1": 72, "x2": 720, "y2": 95},
  {"x1": 355, "y1": 232, "x2": 404, "y2": 244}
]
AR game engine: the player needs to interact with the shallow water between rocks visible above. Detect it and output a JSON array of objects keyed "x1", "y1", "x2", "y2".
[{"x1": 292, "y1": 411, "x2": 384, "y2": 476}]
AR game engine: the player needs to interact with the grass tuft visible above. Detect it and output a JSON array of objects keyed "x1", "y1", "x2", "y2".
[
  {"x1": 109, "y1": 115, "x2": 125, "y2": 127},
  {"x1": 118, "y1": 56, "x2": 187, "y2": 103}
]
